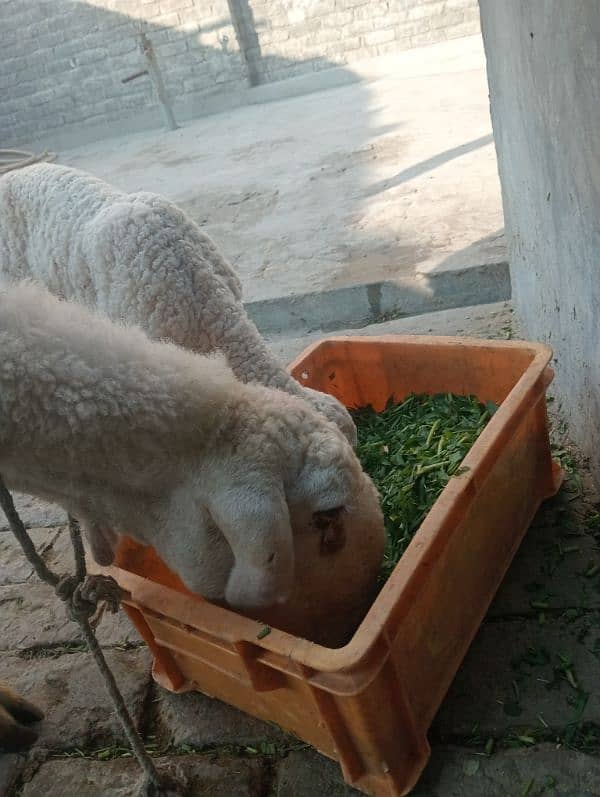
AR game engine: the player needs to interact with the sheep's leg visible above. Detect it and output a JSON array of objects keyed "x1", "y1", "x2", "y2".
[
  {"x1": 206, "y1": 482, "x2": 294, "y2": 610},
  {"x1": 68, "y1": 517, "x2": 118, "y2": 629},
  {"x1": 84, "y1": 522, "x2": 118, "y2": 567}
]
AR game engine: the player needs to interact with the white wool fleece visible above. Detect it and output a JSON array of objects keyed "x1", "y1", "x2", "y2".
[
  {"x1": 0, "y1": 163, "x2": 356, "y2": 446},
  {"x1": 0, "y1": 282, "x2": 368, "y2": 609}
]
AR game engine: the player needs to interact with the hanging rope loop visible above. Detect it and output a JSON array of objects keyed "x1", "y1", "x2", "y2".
[{"x1": 0, "y1": 474, "x2": 185, "y2": 795}]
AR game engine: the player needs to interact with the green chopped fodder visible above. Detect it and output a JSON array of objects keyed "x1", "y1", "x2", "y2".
[{"x1": 352, "y1": 393, "x2": 496, "y2": 583}]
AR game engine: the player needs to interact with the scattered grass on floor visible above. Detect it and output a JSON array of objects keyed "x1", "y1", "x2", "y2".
[
  {"x1": 50, "y1": 737, "x2": 310, "y2": 762},
  {"x1": 19, "y1": 641, "x2": 88, "y2": 659}
]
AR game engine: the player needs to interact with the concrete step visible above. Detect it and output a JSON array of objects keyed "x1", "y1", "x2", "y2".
[
  {"x1": 248, "y1": 260, "x2": 510, "y2": 337},
  {"x1": 265, "y1": 300, "x2": 514, "y2": 365}
]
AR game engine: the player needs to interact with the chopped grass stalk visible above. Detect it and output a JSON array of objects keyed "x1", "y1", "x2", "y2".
[{"x1": 352, "y1": 393, "x2": 494, "y2": 582}]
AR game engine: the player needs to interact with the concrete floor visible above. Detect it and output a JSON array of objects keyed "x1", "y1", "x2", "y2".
[{"x1": 62, "y1": 35, "x2": 504, "y2": 304}]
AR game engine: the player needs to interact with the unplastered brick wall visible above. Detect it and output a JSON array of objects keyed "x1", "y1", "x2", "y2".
[
  {"x1": 1, "y1": 0, "x2": 245, "y2": 146},
  {"x1": 248, "y1": 0, "x2": 481, "y2": 82},
  {"x1": 1, "y1": 0, "x2": 480, "y2": 147}
]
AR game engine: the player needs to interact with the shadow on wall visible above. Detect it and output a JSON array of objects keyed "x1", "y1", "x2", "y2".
[{"x1": 3, "y1": 0, "x2": 364, "y2": 150}]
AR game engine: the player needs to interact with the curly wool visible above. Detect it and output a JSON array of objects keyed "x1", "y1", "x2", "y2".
[
  {"x1": 0, "y1": 282, "x2": 373, "y2": 609},
  {"x1": 0, "y1": 163, "x2": 356, "y2": 445}
]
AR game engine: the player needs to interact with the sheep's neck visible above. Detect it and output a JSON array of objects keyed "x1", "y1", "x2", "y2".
[{"x1": 204, "y1": 303, "x2": 300, "y2": 396}]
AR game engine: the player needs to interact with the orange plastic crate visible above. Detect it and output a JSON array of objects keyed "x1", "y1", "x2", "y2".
[{"x1": 100, "y1": 336, "x2": 562, "y2": 796}]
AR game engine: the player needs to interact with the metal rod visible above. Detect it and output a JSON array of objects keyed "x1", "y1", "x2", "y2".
[{"x1": 138, "y1": 30, "x2": 178, "y2": 131}]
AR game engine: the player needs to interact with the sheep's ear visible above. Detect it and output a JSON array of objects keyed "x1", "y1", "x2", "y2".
[
  {"x1": 312, "y1": 506, "x2": 347, "y2": 555},
  {"x1": 312, "y1": 506, "x2": 344, "y2": 526},
  {"x1": 207, "y1": 481, "x2": 294, "y2": 609}
]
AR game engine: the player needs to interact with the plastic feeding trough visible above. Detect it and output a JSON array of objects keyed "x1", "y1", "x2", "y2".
[{"x1": 99, "y1": 336, "x2": 563, "y2": 796}]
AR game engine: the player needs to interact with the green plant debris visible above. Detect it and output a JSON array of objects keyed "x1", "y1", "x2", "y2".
[
  {"x1": 352, "y1": 393, "x2": 495, "y2": 581},
  {"x1": 50, "y1": 737, "x2": 310, "y2": 762},
  {"x1": 257, "y1": 625, "x2": 271, "y2": 640},
  {"x1": 462, "y1": 758, "x2": 480, "y2": 776},
  {"x1": 520, "y1": 778, "x2": 535, "y2": 796},
  {"x1": 19, "y1": 641, "x2": 88, "y2": 660}
]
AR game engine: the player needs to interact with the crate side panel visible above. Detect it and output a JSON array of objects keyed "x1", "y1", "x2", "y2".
[
  {"x1": 159, "y1": 645, "x2": 338, "y2": 757},
  {"x1": 389, "y1": 398, "x2": 553, "y2": 729}
]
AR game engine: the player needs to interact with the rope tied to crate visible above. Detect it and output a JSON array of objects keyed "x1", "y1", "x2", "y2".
[{"x1": 0, "y1": 475, "x2": 184, "y2": 796}]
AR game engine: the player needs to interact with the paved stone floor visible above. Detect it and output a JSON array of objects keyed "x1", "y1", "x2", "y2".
[{"x1": 1, "y1": 301, "x2": 599, "y2": 795}]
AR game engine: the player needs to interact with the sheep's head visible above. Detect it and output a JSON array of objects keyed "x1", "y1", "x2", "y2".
[
  {"x1": 312, "y1": 505, "x2": 346, "y2": 554},
  {"x1": 152, "y1": 389, "x2": 381, "y2": 629},
  {"x1": 247, "y1": 466, "x2": 386, "y2": 646}
]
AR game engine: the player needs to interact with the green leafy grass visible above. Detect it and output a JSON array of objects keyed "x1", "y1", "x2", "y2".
[{"x1": 352, "y1": 393, "x2": 496, "y2": 582}]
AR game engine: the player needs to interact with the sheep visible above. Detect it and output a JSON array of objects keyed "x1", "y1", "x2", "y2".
[
  {"x1": 0, "y1": 281, "x2": 383, "y2": 614},
  {"x1": 0, "y1": 163, "x2": 357, "y2": 446}
]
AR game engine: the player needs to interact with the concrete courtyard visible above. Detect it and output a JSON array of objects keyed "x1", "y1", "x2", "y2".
[{"x1": 61, "y1": 35, "x2": 505, "y2": 317}]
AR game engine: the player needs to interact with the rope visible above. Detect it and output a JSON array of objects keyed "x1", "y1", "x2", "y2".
[
  {"x1": 0, "y1": 476, "x2": 183, "y2": 796},
  {"x1": 0, "y1": 149, "x2": 57, "y2": 175}
]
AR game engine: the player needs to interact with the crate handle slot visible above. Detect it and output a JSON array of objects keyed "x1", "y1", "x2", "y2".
[{"x1": 234, "y1": 641, "x2": 287, "y2": 692}]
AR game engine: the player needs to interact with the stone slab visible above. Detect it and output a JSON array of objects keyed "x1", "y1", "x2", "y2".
[
  {"x1": 434, "y1": 615, "x2": 600, "y2": 738},
  {"x1": 414, "y1": 743, "x2": 600, "y2": 797},
  {"x1": 155, "y1": 688, "x2": 289, "y2": 749},
  {"x1": 276, "y1": 747, "x2": 360, "y2": 796},
  {"x1": 0, "y1": 528, "x2": 61, "y2": 586},
  {"x1": 0, "y1": 753, "x2": 22, "y2": 795},
  {"x1": 0, "y1": 495, "x2": 66, "y2": 533},
  {"x1": 21, "y1": 754, "x2": 266, "y2": 797},
  {"x1": 490, "y1": 494, "x2": 600, "y2": 618},
  {"x1": 0, "y1": 580, "x2": 140, "y2": 653},
  {"x1": 276, "y1": 743, "x2": 600, "y2": 797},
  {"x1": 0, "y1": 648, "x2": 151, "y2": 750},
  {"x1": 246, "y1": 262, "x2": 510, "y2": 336}
]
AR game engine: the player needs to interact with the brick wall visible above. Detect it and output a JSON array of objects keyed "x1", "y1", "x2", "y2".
[
  {"x1": 249, "y1": 0, "x2": 480, "y2": 82},
  {"x1": 0, "y1": 0, "x2": 480, "y2": 147}
]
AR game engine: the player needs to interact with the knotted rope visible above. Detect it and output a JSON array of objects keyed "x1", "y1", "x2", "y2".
[{"x1": 0, "y1": 475, "x2": 184, "y2": 796}]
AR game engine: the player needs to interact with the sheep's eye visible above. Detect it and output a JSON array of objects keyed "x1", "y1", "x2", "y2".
[
  {"x1": 313, "y1": 506, "x2": 344, "y2": 529},
  {"x1": 312, "y1": 507, "x2": 346, "y2": 555}
]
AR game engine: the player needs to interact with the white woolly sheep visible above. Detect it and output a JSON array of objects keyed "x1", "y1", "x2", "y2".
[
  {"x1": 0, "y1": 282, "x2": 383, "y2": 612},
  {"x1": 0, "y1": 163, "x2": 357, "y2": 445}
]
